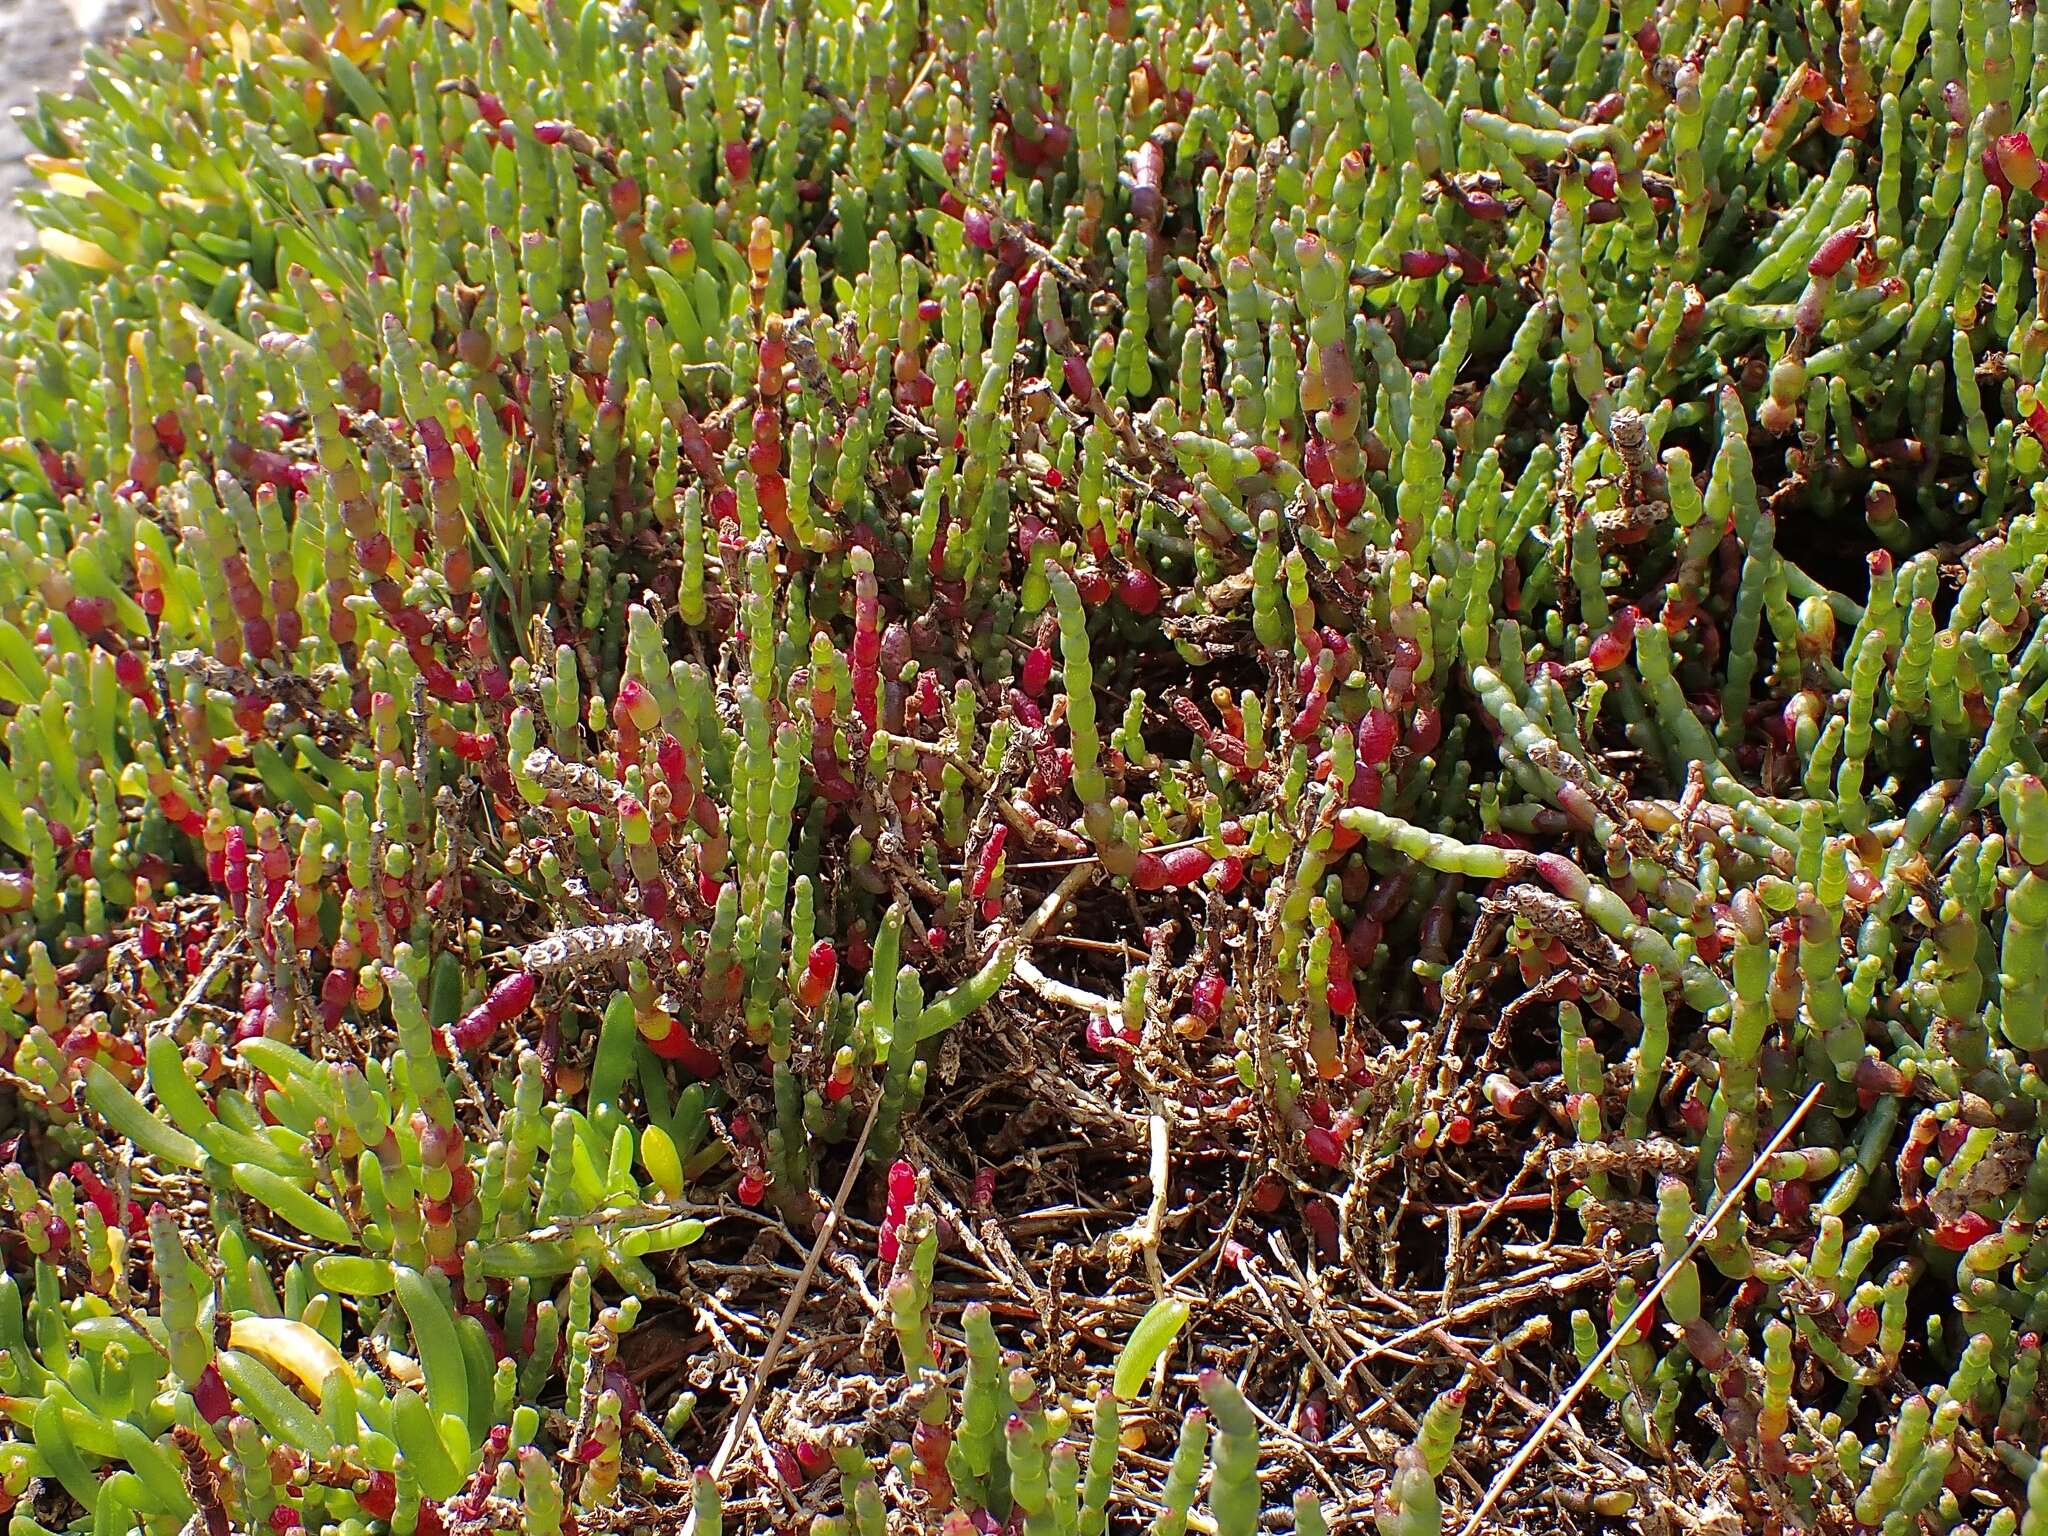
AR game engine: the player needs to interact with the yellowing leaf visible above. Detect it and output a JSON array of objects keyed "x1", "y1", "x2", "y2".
[
  {"x1": 24, "y1": 157, "x2": 85, "y2": 180},
  {"x1": 329, "y1": 25, "x2": 379, "y2": 63},
  {"x1": 45, "y1": 174, "x2": 101, "y2": 201},
  {"x1": 37, "y1": 230, "x2": 119, "y2": 272},
  {"x1": 640, "y1": 1124, "x2": 685, "y2": 1201},
  {"x1": 227, "y1": 1317, "x2": 350, "y2": 1403}
]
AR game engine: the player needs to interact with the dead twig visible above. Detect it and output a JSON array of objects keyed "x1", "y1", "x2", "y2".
[
  {"x1": 697, "y1": 1092, "x2": 886, "y2": 1504},
  {"x1": 1452, "y1": 1081, "x2": 1827, "y2": 1536}
]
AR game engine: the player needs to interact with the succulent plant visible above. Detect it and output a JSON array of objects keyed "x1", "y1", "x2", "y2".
[{"x1": 0, "y1": 0, "x2": 2043, "y2": 1531}]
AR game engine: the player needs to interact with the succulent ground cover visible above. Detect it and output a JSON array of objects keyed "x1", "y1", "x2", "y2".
[{"x1": 0, "y1": 0, "x2": 2045, "y2": 1530}]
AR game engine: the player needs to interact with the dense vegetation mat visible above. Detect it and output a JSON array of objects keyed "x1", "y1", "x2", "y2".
[{"x1": 0, "y1": 0, "x2": 2042, "y2": 1532}]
